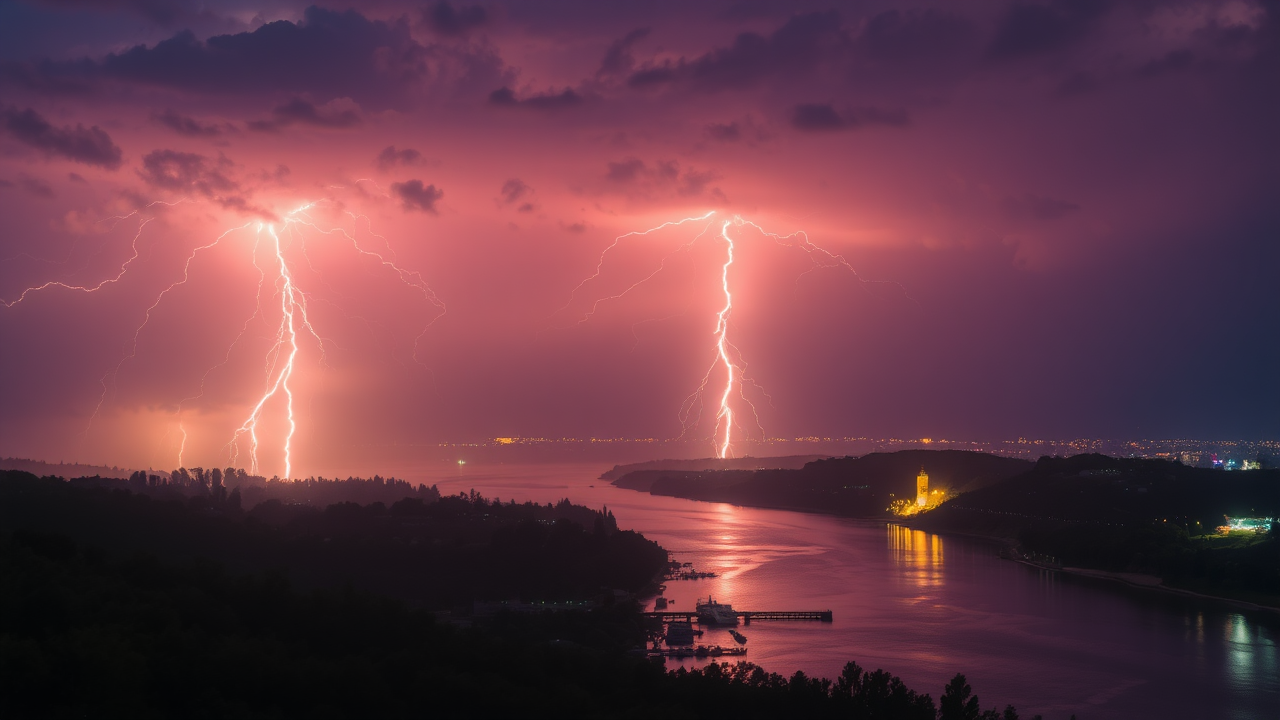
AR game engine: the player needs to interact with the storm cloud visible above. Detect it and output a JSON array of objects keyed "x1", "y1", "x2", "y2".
[{"x1": 1, "y1": 107, "x2": 122, "y2": 169}]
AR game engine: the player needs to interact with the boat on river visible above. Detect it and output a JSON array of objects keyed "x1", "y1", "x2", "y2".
[
  {"x1": 695, "y1": 596, "x2": 739, "y2": 625},
  {"x1": 729, "y1": 629, "x2": 747, "y2": 644},
  {"x1": 654, "y1": 596, "x2": 668, "y2": 610}
]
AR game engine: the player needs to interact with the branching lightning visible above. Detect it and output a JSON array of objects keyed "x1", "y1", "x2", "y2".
[
  {"x1": 561, "y1": 211, "x2": 897, "y2": 459},
  {"x1": 2, "y1": 197, "x2": 444, "y2": 478}
]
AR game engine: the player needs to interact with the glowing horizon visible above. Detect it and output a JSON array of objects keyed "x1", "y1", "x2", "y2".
[{"x1": 2, "y1": 2, "x2": 1277, "y2": 471}]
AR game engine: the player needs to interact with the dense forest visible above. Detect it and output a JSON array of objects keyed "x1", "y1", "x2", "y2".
[
  {"x1": 598, "y1": 455, "x2": 825, "y2": 481},
  {"x1": 911, "y1": 454, "x2": 1280, "y2": 604},
  {"x1": 0, "y1": 469, "x2": 1038, "y2": 718},
  {"x1": 120, "y1": 466, "x2": 444, "y2": 508},
  {"x1": 613, "y1": 451, "x2": 1033, "y2": 517}
]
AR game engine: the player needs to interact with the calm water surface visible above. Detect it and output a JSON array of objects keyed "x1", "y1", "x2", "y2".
[{"x1": 415, "y1": 461, "x2": 1278, "y2": 719}]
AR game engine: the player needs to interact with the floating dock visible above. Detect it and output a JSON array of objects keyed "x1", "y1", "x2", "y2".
[{"x1": 644, "y1": 610, "x2": 833, "y2": 624}]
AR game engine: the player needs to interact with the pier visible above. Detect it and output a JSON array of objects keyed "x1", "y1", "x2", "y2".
[{"x1": 644, "y1": 610, "x2": 833, "y2": 624}]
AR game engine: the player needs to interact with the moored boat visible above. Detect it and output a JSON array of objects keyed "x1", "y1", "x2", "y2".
[{"x1": 695, "y1": 596, "x2": 739, "y2": 625}]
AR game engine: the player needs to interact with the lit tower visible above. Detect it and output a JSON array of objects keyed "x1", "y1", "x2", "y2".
[{"x1": 916, "y1": 468, "x2": 929, "y2": 507}]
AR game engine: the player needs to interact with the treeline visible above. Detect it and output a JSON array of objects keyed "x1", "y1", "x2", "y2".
[
  {"x1": 0, "y1": 470, "x2": 661, "y2": 608},
  {"x1": 120, "y1": 466, "x2": 442, "y2": 508},
  {"x1": 1, "y1": 527, "x2": 1034, "y2": 719},
  {"x1": 614, "y1": 451, "x2": 1032, "y2": 518},
  {"x1": 912, "y1": 454, "x2": 1280, "y2": 603}
]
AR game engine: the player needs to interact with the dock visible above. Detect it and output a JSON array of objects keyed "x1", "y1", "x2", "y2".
[{"x1": 644, "y1": 610, "x2": 832, "y2": 624}]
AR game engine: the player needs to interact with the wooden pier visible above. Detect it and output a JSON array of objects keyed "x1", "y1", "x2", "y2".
[{"x1": 644, "y1": 610, "x2": 833, "y2": 624}]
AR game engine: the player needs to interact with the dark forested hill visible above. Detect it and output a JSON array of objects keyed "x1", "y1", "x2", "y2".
[
  {"x1": 0, "y1": 470, "x2": 664, "y2": 607},
  {"x1": 0, "y1": 469, "x2": 1034, "y2": 719},
  {"x1": 613, "y1": 450, "x2": 1033, "y2": 517},
  {"x1": 911, "y1": 455, "x2": 1280, "y2": 603},
  {"x1": 599, "y1": 455, "x2": 827, "y2": 480}
]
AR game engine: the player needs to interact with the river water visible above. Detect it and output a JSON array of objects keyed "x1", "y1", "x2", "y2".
[{"x1": 417, "y1": 461, "x2": 1278, "y2": 719}]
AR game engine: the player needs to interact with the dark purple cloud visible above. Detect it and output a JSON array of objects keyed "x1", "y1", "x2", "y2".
[
  {"x1": 986, "y1": 0, "x2": 1111, "y2": 61},
  {"x1": 39, "y1": 0, "x2": 202, "y2": 27},
  {"x1": 17, "y1": 174, "x2": 55, "y2": 198},
  {"x1": 376, "y1": 145, "x2": 424, "y2": 170},
  {"x1": 705, "y1": 122, "x2": 741, "y2": 141},
  {"x1": 391, "y1": 179, "x2": 443, "y2": 213},
  {"x1": 499, "y1": 178, "x2": 531, "y2": 207},
  {"x1": 247, "y1": 98, "x2": 363, "y2": 131},
  {"x1": 790, "y1": 103, "x2": 908, "y2": 132},
  {"x1": 423, "y1": 1, "x2": 488, "y2": 37},
  {"x1": 137, "y1": 149, "x2": 234, "y2": 193},
  {"x1": 605, "y1": 157, "x2": 647, "y2": 183},
  {"x1": 598, "y1": 27, "x2": 651, "y2": 77},
  {"x1": 488, "y1": 87, "x2": 584, "y2": 110},
  {"x1": 1139, "y1": 49, "x2": 1197, "y2": 77},
  {"x1": 1, "y1": 106, "x2": 122, "y2": 169},
  {"x1": 857, "y1": 8, "x2": 974, "y2": 66},
  {"x1": 152, "y1": 108, "x2": 224, "y2": 137},
  {"x1": 628, "y1": 12, "x2": 846, "y2": 91},
  {"x1": 83, "y1": 8, "x2": 425, "y2": 108}
]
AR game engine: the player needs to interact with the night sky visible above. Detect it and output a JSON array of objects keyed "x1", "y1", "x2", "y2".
[{"x1": 1, "y1": 1, "x2": 1277, "y2": 475}]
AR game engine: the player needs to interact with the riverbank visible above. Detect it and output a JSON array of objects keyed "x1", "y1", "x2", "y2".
[{"x1": 908, "y1": 520, "x2": 1280, "y2": 615}]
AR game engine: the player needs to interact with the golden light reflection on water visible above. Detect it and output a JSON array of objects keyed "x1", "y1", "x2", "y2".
[{"x1": 887, "y1": 524, "x2": 945, "y2": 589}]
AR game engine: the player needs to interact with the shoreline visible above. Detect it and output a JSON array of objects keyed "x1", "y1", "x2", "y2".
[
  {"x1": 902, "y1": 522, "x2": 1280, "y2": 616},
  {"x1": 612, "y1": 480, "x2": 1280, "y2": 616}
]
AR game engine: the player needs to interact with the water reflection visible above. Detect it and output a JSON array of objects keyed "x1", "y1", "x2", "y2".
[
  {"x1": 403, "y1": 461, "x2": 1280, "y2": 720},
  {"x1": 1224, "y1": 613, "x2": 1279, "y2": 698},
  {"x1": 887, "y1": 524, "x2": 945, "y2": 589}
]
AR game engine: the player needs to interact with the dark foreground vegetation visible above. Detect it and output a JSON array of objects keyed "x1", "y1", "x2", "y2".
[
  {"x1": 912, "y1": 454, "x2": 1280, "y2": 605},
  {"x1": 613, "y1": 451, "x2": 1032, "y2": 517},
  {"x1": 0, "y1": 471, "x2": 662, "y2": 607},
  {"x1": 1, "y1": 469, "x2": 1037, "y2": 718}
]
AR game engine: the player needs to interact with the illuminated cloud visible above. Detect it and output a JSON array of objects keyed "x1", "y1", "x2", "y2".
[
  {"x1": 1, "y1": 0, "x2": 1278, "y2": 466},
  {"x1": 1, "y1": 107, "x2": 122, "y2": 169}
]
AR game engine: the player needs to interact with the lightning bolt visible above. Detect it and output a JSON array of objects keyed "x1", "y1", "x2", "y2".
[
  {"x1": 712, "y1": 219, "x2": 738, "y2": 458},
  {"x1": 0, "y1": 200, "x2": 188, "y2": 308},
  {"x1": 554, "y1": 211, "x2": 717, "y2": 325},
  {"x1": 4, "y1": 196, "x2": 444, "y2": 479},
  {"x1": 227, "y1": 223, "x2": 304, "y2": 478},
  {"x1": 563, "y1": 210, "x2": 906, "y2": 459}
]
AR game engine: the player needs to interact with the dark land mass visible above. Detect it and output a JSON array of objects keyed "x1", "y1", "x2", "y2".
[
  {"x1": 0, "y1": 456, "x2": 136, "y2": 480},
  {"x1": 599, "y1": 455, "x2": 828, "y2": 481},
  {"x1": 0, "y1": 468, "x2": 1037, "y2": 719},
  {"x1": 612, "y1": 450, "x2": 1033, "y2": 517},
  {"x1": 0, "y1": 471, "x2": 661, "y2": 608},
  {"x1": 909, "y1": 454, "x2": 1280, "y2": 607}
]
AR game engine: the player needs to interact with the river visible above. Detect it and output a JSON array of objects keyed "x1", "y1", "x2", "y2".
[{"x1": 415, "y1": 460, "x2": 1278, "y2": 719}]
